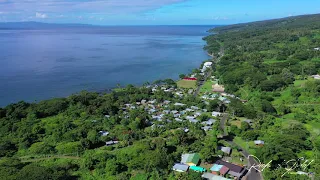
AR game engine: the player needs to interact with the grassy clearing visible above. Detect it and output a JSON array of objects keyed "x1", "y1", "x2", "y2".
[
  {"x1": 233, "y1": 137, "x2": 256, "y2": 155},
  {"x1": 299, "y1": 37, "x2": 311, "y2": 45},
  {"x1": 177, "y1": 80, "x2": 197, "y2": 89},
  {"x1": 200, "y1": 80, "x2": 213, "y2": 93},
  {"x1": 230, "y1": 149, "x2": 248, "y2": 166}
]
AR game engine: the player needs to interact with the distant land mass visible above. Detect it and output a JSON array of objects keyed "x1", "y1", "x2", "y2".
[
  {"x1": 0, "y1": 21, "x2": 222, "y2": 30},
  {"x1": 0, "y1": 21, "x2": 98, "y2": 29}
]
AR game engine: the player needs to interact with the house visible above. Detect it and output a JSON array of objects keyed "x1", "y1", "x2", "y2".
[
  {"x1": 218, "y1": 146, "x2": 232, "y2": 155},
  {"x1": 314, "y1": 47, "x2": 320, "y2": 51},
  {"x1": 202, "y1": 62, "x2": 213, "y2": 73},
  {"x1": 163, "y1": 110, "x2": 170, "y2": 114},
  {"x1": 186, "y1": 116, "x2": 195, "y2": 120},
  {"x1": 201, "y1": 173, "x2": 231, "y2": 180},
  {"x1": 201, "y1": 126, "x2": 212, "y2": 131},
  {"x1": 210, "y1": 164, "x2": 230, "y2": 176},
  {"x1": 99, "y1": 131, "x2": 109, "y2": 136},
  {"x1": 163, "y1": 100, "x2": 171, "y2": 104},
  {"x1": 311, "y1": 74, "x2": 320, "y2": 79},
  {"x1": 172, "y1": 163, "x2": 189, "y2": 172},
  {"x1": 152, "y1": 115, "x2": 162, "y2": 121},
  {"x1": 185, "y1": 108, "x2": 194, "y2": 112},
  {"x1": 244, "y1": 119, "x2": 253, "y2": 125},
  {"x1": 183, "y1": 128, "x2": 189, "y2": 133},
  {"x1": 215, "y1": 160, "x2": 246, "y2": 179},
  {"x1": 106, "y1": 140, "x2": 119, "y2": 146},
  {"x1": 148, "y1": 100, "x2": 156, "y2": 104},
  {"x1": 124, "y1": 103, "x2": 131, "y2": 107},
  {"x1": 104, "y1": 115, "x2": 110, "y2": 118},
  {"x1": 141, "y1": 99, "x2": 147, "y2": 104},
  {"x1": 171, "y1": 110, "x2": 179, "y2": 114},
  {"x1": 212, "y1": 111, "x2": 222, "y2": 117},
  {"x1": 174, "y1": 113, "x2": 181, "y2": 118},
  {"x1": 183, "y1": 77, "x2": 197, "y2": 81},
  {"x1": 181, "y1": 153, "x2": 200, "y2": 166},
  {"x1": 194, "y1": 112, "x2": 202, "y2": 117},
  {"x1": 188, "y1": 89, "x2": 194, "y2": 94},
  {"x1": 218, "y1": 96, "x2": 227, "y2": 102},
  {"x1": 175, "y1": 92, "x2": 184, "y2": 97},
  {"x1": 175, "y1": 118, "x2": 183, "y2": 122},
  {"x1": 189, "y1": 119, "x2": 199, "y2": 123},
  {"x1": 212, "y1": 84, "x2": 225, "y2": 93},
  {"x1": 189, "y1": 166, "x2": 206, "y2": 172},
  {"x1": 191, "y1": 106, "x2": 200, "y2": 110},
  {"x1": 174, "y1": 103, "x2": 186, "y2": 106},
  {"x1": 151, "y1": 124, "x2": 165, "y2": 129},
  {"x1": 201, "y1": 119, "x2": 216, "y2": 126},
  {"x1": 254, "y1": 140, "x2": 265, "y2": 146},
  {"x1": 210, "y1": 164, "x2": 223, "y2": 172},
  {"x1": 149, "y1": 109, "x2": 157, "y2": 114}
]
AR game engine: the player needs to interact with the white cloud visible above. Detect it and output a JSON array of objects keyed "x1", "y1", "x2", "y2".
[{"x1": 36, "y1": 12, "x2": 48, "y2": 18}]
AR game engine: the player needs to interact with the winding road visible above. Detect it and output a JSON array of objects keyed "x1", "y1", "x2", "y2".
[{"x1": 220, "y1": 114, "x2": 263, "y2": 180}]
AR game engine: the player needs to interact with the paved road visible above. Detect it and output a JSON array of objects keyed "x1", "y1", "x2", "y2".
[
  {"x1": 193, "y1": 70, "x2": 212, "y2": 97},
  {"x1": 220, "y1": 114, "x2": 263, "y2": 180}
]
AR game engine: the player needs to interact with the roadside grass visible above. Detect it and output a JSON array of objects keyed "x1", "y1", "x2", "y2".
[
  {"x1": 233, "y1": 137, "x2": 256, "y2": 155},
  {"x1": 230, "y1": 149, "x2": 248, "y2": 166},
  {"x1": 177, "y1": 80, "x2": 197, "y2": 89},
  {"x1": 200, "y1": 80, "x2": 214, "y2": 93}
]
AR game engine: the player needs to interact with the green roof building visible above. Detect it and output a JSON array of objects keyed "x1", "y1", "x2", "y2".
[{"x1": 181, "y1": 153, "x2": 200, "y2": 166}]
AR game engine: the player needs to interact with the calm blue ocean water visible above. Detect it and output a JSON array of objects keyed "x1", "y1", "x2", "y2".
[{"x1": 0, "y1": 26, "x2": 213, "y2": 106}]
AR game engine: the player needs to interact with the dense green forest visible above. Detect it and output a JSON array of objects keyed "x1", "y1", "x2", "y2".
[
  {"x1": 1, "y1": 14, "x2": 320, "y2": 180},
  {"x1": 204, "y1": 14, "x2": 320, "y2": 179}
]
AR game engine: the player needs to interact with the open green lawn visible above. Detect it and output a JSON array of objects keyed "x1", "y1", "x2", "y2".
[
  {"x1": 200, "y1": 80, "x2": 214, "y2": 93},
  {"x1": 177, "y1": 80, "x2": 197, "y2": 89},
  {"x1": 233, "y1": 137, "x2": 256, "y2": 155},
  {"x1": 299, "y1": 36, "x2": 311, "y2": 45}
]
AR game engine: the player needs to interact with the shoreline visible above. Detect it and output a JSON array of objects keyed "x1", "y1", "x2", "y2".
[{"x1": 1, "y1": 39, "x2": 213, "y2": 108}]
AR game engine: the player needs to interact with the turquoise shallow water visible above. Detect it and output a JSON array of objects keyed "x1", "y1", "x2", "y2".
[{"x1": 0, "y1": 26, "x2": 213, "y2": 106}]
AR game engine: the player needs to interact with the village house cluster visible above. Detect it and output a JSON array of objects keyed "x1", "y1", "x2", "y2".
[{"x1": 172, "y1": 152, "x2": 248, "y2": 180}]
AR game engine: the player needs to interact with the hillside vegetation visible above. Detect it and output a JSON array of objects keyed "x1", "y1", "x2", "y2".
[
  {"x1": 204, "y1": 14, "x2": 320, "y2": 179},
  {"x1": 0, "y1": 14, "x2": 320, "y2": 180}
]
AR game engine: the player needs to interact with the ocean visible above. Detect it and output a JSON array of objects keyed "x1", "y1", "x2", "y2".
[{"x1": 0, "y1": 25, "x2": 213, "y2": 107}]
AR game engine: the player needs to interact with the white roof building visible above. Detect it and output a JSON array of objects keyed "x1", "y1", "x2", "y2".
[
  {"x1": 311, "y1": 74, "x2": 320, "y2": 79},
  {"x1": 212, "y1": 111, "x2": 222, "y2": 117},
  {"x1": 201, "y1": 62, "x2": 213, "y2": 73}
]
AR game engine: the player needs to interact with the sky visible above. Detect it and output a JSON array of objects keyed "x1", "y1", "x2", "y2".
[{"x1": 0, "y1": 0, "x2": 320, "y2": 25}]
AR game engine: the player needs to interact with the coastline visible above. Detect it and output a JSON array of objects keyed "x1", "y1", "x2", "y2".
[{"x1": 0, "y1": 33, "x2": 212, "y2": 108}]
